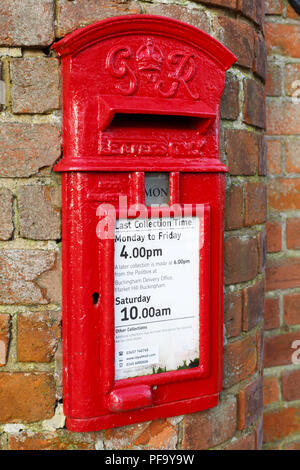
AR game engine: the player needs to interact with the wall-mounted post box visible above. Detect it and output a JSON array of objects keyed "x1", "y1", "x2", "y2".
[{"x1": 53, "y1": 15, "x2": 236, "y2": 432}]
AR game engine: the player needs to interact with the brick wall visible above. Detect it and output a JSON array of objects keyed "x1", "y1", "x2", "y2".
[
  {"x1": 0, "y1": 0, "x2": 266, "y2": 450},
  {"x1": 264, "y1": 0, "x2": 300, "y2": 450}
]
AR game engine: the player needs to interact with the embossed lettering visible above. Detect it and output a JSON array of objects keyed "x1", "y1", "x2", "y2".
[
  {"x1": 106, "y1": 45, "x2": 138, "y2": 96},
  {"x1": 156, "y1": 52, "x2": 199, "y2": 100}
]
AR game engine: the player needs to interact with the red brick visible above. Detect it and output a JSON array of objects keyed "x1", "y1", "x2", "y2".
[
  {"x1": 223, "y1": 335, "x2": 257, "y2": 388},
  {"x1": 0, "y1": 314, "x2": 10, "y2": 367},
  {"x1": 266, "y1": 23, "x2": 300, "y2": 58},
  {"x1": 264, "y1": 407, "x2": 300, "y2": 442},
  {"x1": 225, "y1": 129, "x2": 261, "y2": 175},
  {"x1": 256, "y1": 328, "x2": 264, "y2": 373},
  {"x1": 213, "y1": 16, "x2": 254, "y2": 69},
  {"x1": 103, "y1": 422, "x2": 149, "y2": 450},
  {"x1": 282, "y1": 369, "x2": 300, "y2": 401},
  {"x1": 0, "y1": 373, "x2": 55, "y2": 423},
  {"x1": 143, "y1": 3, "x2": 210, "y2": 33},
  {"x1": 264, "y1": 297, "x2": 280, "y2": 330},
  {"x1": 133, "y1": 419, "x2": 177, "y2": 450},
  {"x1": 37, "y1": 251, "x2": 62, "y2": 305},
  {"x1": 224, "y1": 237, "x2": 258, "y2": 285},
  {"x1": 11, "y1": 58, "x2": 60, "y2": 114},
  {"x1": 222, "y1": 432, "x2": 256, "y2": 450},
  {"x1": 225, "y1": 184, "x2": 243, "y2": 230},
  {"x1": 194, "y1": 0, "x2": 236, "y2": 8},
  {"x1": 258, "y1": 230, "x2": 267, "y2": 273},
  {"x1": 243, "y1": 79, "x2": 266, "y2": 129},
  {"x1": 0, "y1": 189, "x2": 14, "y2": 241},
  {"x1": 287, "y1": 3, "x2": 300, "y2": 19},
  {"x1": 265, "y1": 0, "x2": 282, "y2": 14},
  {"x1": 244, "y1": 182, "x2": 267, "y2": 226},
  {"x1": 285, "y1": 140, "x2": 300, "y2": 174},
  {"x1": 266, "y1": 220, "x2": 282, "y2": 253},
  {"x1": 242, "y1": 280, "x2": 264, "y2": 331},
  {"x1": 268, "y1": 179, "x2": 300, "y2": 210},
  {"x1": 182, "y1": 397, "x2": 237, "y2": 450},
  {"x1": 264, "y1": 376, "x2": 280, "y2": 405},
  {"x1": 0, "y1": 0, "x2": 54, "y2": 46},
  {"x1": 238, "y1": 376, "x2": 263, "y2": 430},
  {"x1": 224, "y1": 290, "x2": 242, "y2": 338},
  {"x1": 266, "y1": 63, "x2": 282, "y2": 97},
  {"x1": 285, "y1": 64, "x2": 300, "y2": 98},
  {"x1": 267, "y1": 101, "x2": 300, "y2": 135},
  {"x1": 221, "y1": 73, "x2": 240, "y2": 120},
  {"x1": 267, "y1": 139, "x2": 282, "y2": 175},
  {"x1": 56, "y1": 0, "x2": 142, "y2": 37},
  {"x1": 254, "y1": 32, "x2": 267, "y2": 81},
  {"x1": 264, "y1": 331, "x2": 300, "y2": 367},
  {"x1": 283, "y1": 439, "x2": 300, "y2": 450},
  {"x1": 259, "y1": 136, "x2": 267, "y2": 176},
  {"x1": 18, "y1": 185, "x2": 61, "y2": 241},
  {"x1": 0, "y1": 123, "x2": 61, "y2": 177},
  {"x1": 9, "y1": 431, "x2": 95, "y2": 450},
  {"x1": 0, "y1": 250, "x2": 56, "y2": 305},
  {"x1": 284, "y1": 293, "x2": 300, "y2": 326},
  {"x1": 287, "y1": 218, "x2": 300, "y2": 249},
  {"x1": 17, "y1": 312, "x2": 61, "y2": 363},
  {"x1": 266, "y1": 257, "x2": 300, "y2": 290}
]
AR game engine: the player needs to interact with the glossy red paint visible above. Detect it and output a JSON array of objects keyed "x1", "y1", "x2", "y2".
[{"x1": 53, "y1": 15, "x2": 236, "y2": 431}]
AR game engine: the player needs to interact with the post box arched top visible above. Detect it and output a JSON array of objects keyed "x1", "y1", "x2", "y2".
[{"x1": 52, "y1": 15, "x2": 236, "y2": 71}]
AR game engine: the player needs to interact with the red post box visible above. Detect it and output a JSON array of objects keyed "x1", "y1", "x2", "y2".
[{"x1": 53, "y1": 15, "x2": 236, "y2": 432}]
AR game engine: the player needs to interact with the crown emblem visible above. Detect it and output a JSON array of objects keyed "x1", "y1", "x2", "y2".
[{"x1": 136, "y1": 39, "x2": 164, "y2": 72}]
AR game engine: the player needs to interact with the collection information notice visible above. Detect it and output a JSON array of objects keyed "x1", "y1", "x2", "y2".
[{"x1": 114, "y1": 216, "x2": 200, "y2": 380}]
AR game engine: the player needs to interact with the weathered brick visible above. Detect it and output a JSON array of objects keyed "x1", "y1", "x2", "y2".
[
  {"x1": 133, "y1": 419, "x2": 177, "y2": 450},
  {"x1": 103, "y1": 422, "x2": 150, "y2": 450},
  {"x1": 264, "y1": 331, "x2": 300, "y2": 367},
  {"x1": 254, "y1": 32, "x2": 267, "y2": 81},
  {"x1": 56, "y1": 0, "x2": 142, "y2": 37},
  {"x1": 256, "y1": 328, "x2": 264, "y2": 373},
  {"x1": 224, "y1": 290, "x2": 242, "y2": 338},
  {"x1": 11, "y1": 58, "x2": 60, "y2": 114},
  {"x1": 238, "y1": 376, "x2": 263, "y2": 430},
  {"x1": 287, "y1": 218, "x2": 300, "y2": 249},
  {"x1": 268, "y1": 179, "x2": 300, "y2": 211},
  {"x1": 17, "y1": 312, "x2": 61, "y2": 363},
  {"x1": 243, "y1": 79, "x2": 266, "y2": 129},
  {"x1": 258, "y1": 230, "x2": 267, "y2": 273},
  {"x1": 266, "y1": 220, "x2": 282, "y2": 253},
  {"x1": 38, "y1": 251, "x2": 62, "y2": 305},
  {"x1": 237, "y1": 0, "x2": 264, "y2": 27},
  {"x1": 244, "y1": 182, "x2": 267, "y2": 226},
  {"x1": 0, "y1": 250, "x2": 56, "y2": 305},
  {"x1": 258, "y1": 136, "x2": 267, "y2": 176},
  {"x1": 0, "y1": 373, "x2": 55, "y2": 423},
  {"x1": 223, "y1": 433, "x2": 256, "y2": 450},
  {"x1": 283, "y1": 439, "x2": 300, "y2": 450},
  {"x1": 285, "y1": 64, "x2": 300, "y2": 98},
  {"x1": 225, "y1": 184, "x2": 243, "y2": 230},
  {"x1": 242, "y1": 280, "x2": 264, "y2": 331},
  {"x1": 264, "y1": 297, "x2": 280, "y2": 330},
  {"x1": 264, "y1": 407, "x2": 300, "y2": 443},
  {"x1": 0, "y1": 0, "x2": 54, "y2": 46},
  {"x1": 0, "y1": 314, "x2": 10, "y2": 366},
  {"x1": 285, "y1": 140, "x2": 300, "y2": 174},
  {"x1": 223, "y1": 335, "x2": 257, "y2": 388},
  {"x1": 0, "y1": 189, "x2": 14, "y2": 241},
  {"x1": 267, "y1": 102, "x2": 300, "y2": 135},
  {"x1": 0, "y1": 123, "x2": 61, "y2": 177},
  {"x1": 225, "y1": 129, "x2": 260, "y2": 176},
  {"x1": 143, "y1": 3, "x2": 210, "y2": 33},
  {"x1": 221, "y1": 73, "x2": 240, "y2": 120},
  {"x1": 267, "y1": 139, "x2": 282, "y2": 175},
  {"x1": 194, "y1": 0, "x2": 236, "y2": 8},
  {"x1": 264, "y1": 376, "x2": 280, "y2": 405},
  {"x1": 213, "y1": 16, "x2": 254, "y2": 69},
  {"x1": 287, "y1": 2, "x2": 300, "y2": 19},
  {"x1": 284, "y1": 293, "x2": 300, "y2": 326},
  {"x1": 224, "y1": 237, "x2": 258, "y2": 285},
  {"x1": 266, "y1": 257, "x2": 300, "y2": 290},
  {"x1": 266, "y1": 23, "x2": 300, "y2": 58},
  {"x1": 265, "y1": 0, "x2": 282, "y2": 15},
  {"x1": 182, "y1": 397, "x2": 237, "y2": 450},
  {"x1": 18, "y1": 185, "x2": 61, "y2": 241},
  {"x1": 266, "y1": 63, "x2": 282, "y2": 97},
  {"x1": 9, "y1": 431, "x2": 95, "y2": 450},
  {"x1": 282, "y1": 370, "x2": 300, "y2": 402}
]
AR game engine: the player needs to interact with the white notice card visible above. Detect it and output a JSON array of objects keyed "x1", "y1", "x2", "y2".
[{"x1": 114, "y1": 216, "x2": 200, "y2": 380}]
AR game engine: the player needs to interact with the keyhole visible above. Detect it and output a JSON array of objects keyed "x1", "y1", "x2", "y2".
[{"x1": 92, "y1": 292, "x2": 100, "y2": 305}]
